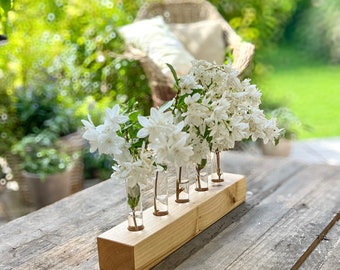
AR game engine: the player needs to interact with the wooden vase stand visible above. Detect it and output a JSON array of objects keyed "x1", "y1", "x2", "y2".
[{"x1": 97, "y1": 173, "x2": 246, "y2": 270}]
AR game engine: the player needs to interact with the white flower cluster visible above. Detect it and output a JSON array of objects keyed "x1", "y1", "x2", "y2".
[
  {"x1": 82, "y1": 60, "x2": 281, "y2": 189},
  {"x1": 137, "y1": 102, "x2": 193, "y2": 169},
  {"x1": 82, "y1": 105, "x2": 128, "y2": 157},
  {"x1": 82, "y1": 104, "x2": 154, "y2": 189},
  {"x1": 82, "y1": 102, "x2": 194, "y2": 189},
  {"x1": 173, "y1": 60, "x2": 281, "y2": 165}
]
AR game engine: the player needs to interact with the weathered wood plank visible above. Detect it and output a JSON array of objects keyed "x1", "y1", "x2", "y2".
[
  {"x1": 1, "y1": 152, "x2": 339, "y2": 270},
  {"x1": 318, "y1": 220, "x2": 340, "y2": 270},
  {"x1": 0, "y1": 179, "x2": 127, "y2": 269},
  {"x1": 0, "y1": 152, "x2": 275, "y2": 270},
  {"x1": 153, "y1": 152, "x2": 306, "y2": 269},
  {"x1": 225, "y1": 166, "x2": 340, "y2": 269},
  {"x1": 171, "y1": 163, "x2": 340, "y2": 270},
  {"x1": 299, "y1": 212, "x2": 340, "y2": 270}
]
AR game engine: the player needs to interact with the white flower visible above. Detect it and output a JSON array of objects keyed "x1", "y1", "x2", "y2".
[
  {"x1": 188, "y1": 132, "x2": 210, "y2": 164},
  {"x1": 183, "y1": 94, "x2": 209, "y2": 130},
  {"x1": 149, "y1": 123, "x2": 193, "y2": 168},
  {"x1": 262, "y1": 118, "x2": 282, "y2": 144},
  {"x1": 245, "y1": 84, "x2": 262, "y2": 107},
  {"x1": 96, "y1": 124, "x2": 126, "y2": 156},
  {"x1": 103, "y1": 104, "x2": 129, "y2": 131},
  {"x1": 112, "y1": 144, "x2": 154, "y2": 188},
  {"x1": 178, "y1": 74, "x2": 202, "y2": 95},
  {"x1": 137, "y1": 107, "x2": 173, "y2": 140},
  {"x1": 81, "y1": 115, "x2": 102, "y2": 153},
  {"x1": 114, "y1": 143, "x2": 132, "y2": 164}
]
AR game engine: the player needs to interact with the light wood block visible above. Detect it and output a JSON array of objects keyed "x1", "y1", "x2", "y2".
[{"x1": 97, "y1": 173, "x2": 246, "y2": 270}]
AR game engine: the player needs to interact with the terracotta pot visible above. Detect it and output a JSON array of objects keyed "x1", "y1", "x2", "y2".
[
  {"x1": 22, "y1": 169, "x2": 72, "y2": 208},
  {"x1": 262, "y1": 138, "x2": 292, "y2": 157}
]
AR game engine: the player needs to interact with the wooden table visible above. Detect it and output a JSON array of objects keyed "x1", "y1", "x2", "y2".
[{"x1": 1, "y1": 152, "x2": 339, "y2": 269}]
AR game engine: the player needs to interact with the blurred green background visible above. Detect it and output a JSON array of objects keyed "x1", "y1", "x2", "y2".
[{"x1": 1, "y1": 0, "x2": 339, "y2": 179}]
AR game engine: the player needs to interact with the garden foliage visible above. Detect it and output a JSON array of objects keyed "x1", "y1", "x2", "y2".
[
  {"x1": 0, "y1": 0, "x2": 306, "y2": 177},
  {"x1": 287, "y1": 0, "x2": 340, "y2": 63}
]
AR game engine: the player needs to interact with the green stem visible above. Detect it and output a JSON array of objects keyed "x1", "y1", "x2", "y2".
[
  {"x1": 132, "y1": 208, "x2": 138, "y2": 230},
  {"x1": 196, "y1": 165, "x2": 202, "y2": 189}
]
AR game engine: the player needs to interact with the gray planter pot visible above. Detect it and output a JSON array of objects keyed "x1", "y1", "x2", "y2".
[{"x1": 262, "y1": 138, "x2": 292, "y2": 157}]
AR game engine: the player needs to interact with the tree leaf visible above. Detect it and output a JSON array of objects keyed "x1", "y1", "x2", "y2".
[{"x1": 0, "y1": 0, "x2": 13, "y2": 15}]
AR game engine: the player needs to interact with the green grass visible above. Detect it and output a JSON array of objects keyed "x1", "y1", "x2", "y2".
[{"x1": 256, "y1": 45, "x2": 340, "y2": 139}]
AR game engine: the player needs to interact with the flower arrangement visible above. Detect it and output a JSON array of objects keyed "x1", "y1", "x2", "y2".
[
  {"x1": 167, "y1": 60, "x2": 281, "y2": 183},
  {"x1": 82, "y1": 60, "x2": 282, "y2": 230},
  {"x1": 82, "y1": 99, "x2": 193, "y2": 229}
]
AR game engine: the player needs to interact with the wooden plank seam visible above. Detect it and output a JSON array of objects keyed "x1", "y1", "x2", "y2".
[{"x1": 291, "y1": 211, "x2": 340, "y2": 270}]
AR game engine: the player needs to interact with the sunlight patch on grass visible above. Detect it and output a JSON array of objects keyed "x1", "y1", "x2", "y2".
[{"x1": 256, "y1": 46, "x2": 340, "y2": 139}]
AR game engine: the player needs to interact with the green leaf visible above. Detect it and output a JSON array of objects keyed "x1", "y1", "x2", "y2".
[
  {"x1": 0, "y1": 0, "x2": 12, "y2": 15},
  {"x1": 197, "y1": 158, "x2": 207, "y2": 170},
  {"x1": 127, "y1": 184, "x2": 141, "y2": 210},
  {"x1": 129, "y1": 110, "x2": 139, "y2": 122},
  {"x1": 166, "y1": 63, "x2": 179, "y2": 84}
]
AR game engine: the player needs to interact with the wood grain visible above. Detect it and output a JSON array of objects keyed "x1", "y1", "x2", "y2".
[
  {"x1": 98, "y1": 174, "x2": 246, "y2": 270},
  {"x1": 299, "y1": 212, "x2": 340, "y2": 270},
  {"x1": 166, "y1": 155, "x2": 340, "y2": 270},
  {"x1": 1, "y1": 151, "x2": 339, "y2": 270}
]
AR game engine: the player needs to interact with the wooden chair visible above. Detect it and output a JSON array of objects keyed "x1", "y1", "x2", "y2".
[{"x1": 129, "y1": 0, "x2": 255, "y2": 107}]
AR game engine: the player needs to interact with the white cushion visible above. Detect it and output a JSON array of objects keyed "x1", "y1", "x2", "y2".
[
  {"x1": 118, "y1": 16, "x2": 194, "y2": 79},
  {"x1": 169, "y1": 20, "x2": 225, "y2": 64}
]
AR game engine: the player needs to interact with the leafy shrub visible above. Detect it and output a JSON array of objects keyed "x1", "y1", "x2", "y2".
[
  {"x1": 0, "y1": 0, "x2": 150, "y2": 153},
  {"x1": 1, "y1": 0, "x2": 308, "y2": 178},
  {"x1": 209, "y1": 0, "x2": 302, "y2": 48},
  {"x1": 11, "y1": 130, "x2": 75, "y2": 180},
  {"x1": 0, "y1": 69, "x2": 20, "y2": 154},
  {"x1": 288, "y1": 0, "x2": 340, "y2": 63}
]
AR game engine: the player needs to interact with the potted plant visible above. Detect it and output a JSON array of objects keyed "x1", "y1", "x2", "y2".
[
  {"x1": 11, "y1": 130, "x2": 77, "y2": 208},
  {"x1": 12, "y1": 78, "x2": 85, "y2": 198},
  {"x1": 262, "y1": 107, "x2": 304, "y2": 156}
]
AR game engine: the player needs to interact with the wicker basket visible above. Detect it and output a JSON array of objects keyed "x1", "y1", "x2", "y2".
[
  {"x1": 4, "y1": 153, "x2": 32, "y2": 203},
  {"x1": 6, "y1": 131, "x2": 85, "y2": 205},
  {"x1": 59, "y1": 131, "x2": 85, "y2": 194},
  {"x1": 124, "y1": 0, "x2": 255, "y2": 107}
]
